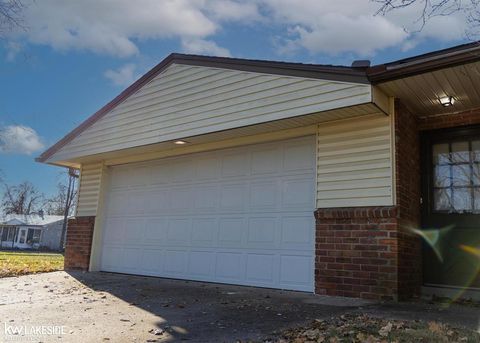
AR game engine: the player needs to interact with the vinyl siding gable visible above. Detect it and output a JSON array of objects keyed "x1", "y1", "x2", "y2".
[{"x1": 50, "y1": 63, "x2": 372, "y2": 162}]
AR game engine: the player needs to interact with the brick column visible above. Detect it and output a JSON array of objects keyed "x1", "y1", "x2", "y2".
[
  {"x1": 64, "y1": 216, "x2": 95, "y2": 271},
  {"x1": 314, "y1": 206, "x2": 399, "y2": 300}
]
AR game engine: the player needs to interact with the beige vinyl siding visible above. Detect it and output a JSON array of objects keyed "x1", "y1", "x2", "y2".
[
  {"x1": 316, "y1": 113, "x2": 394, "y2": 208},
  {"x1": 50, "y1": 63, "x2": 371, "y2": 162},
  {"x1": 76, "y1": 162, "x2": 104, "y2": 217}
]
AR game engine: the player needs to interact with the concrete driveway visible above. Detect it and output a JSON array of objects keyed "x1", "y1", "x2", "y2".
[{"x1": 0, "y1": 272, "x2": 479, "y2": 342}]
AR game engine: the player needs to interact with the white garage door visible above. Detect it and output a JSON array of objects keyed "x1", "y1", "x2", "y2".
[{"x1": 100, "y1": 136, "x2": 315, "y2": 291}]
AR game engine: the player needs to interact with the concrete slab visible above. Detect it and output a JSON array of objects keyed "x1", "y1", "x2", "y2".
[{"x1": 0, "y1": 271, "x2": 478, "y2": 342}]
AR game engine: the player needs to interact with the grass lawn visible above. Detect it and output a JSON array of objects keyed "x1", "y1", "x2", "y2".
[{"x1": 0, "y1": 251, "x2": 64, "y2": 277}]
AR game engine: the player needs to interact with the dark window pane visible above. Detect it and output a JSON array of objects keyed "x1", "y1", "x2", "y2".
[
  {"x1": 434, "y1": 165, "x2": 451, "y2": 187},
  {"x1": 1, "y1": 229, "x2": 7, "y2": 241},
  {"x1": 473, "y1": 164, "x2": 480, "y2": 186},
  {"x1": 475, "y1": 188, "x2": 480, "y2": 213},
  {"x1": 433, "y1": 143, "x2": 450, "y2": 165},
  {"x1": 473, "y1": 141, "x2": 480, "y2": 162},
  {"x1": 452, "y1": 164, "x2": 471, "y2": 186},
  {"x1": 452, "y1": 188, "x2": 473, "y2": 212},
  {"x1": 434, "y1": 188, "x2": 452, "y2": 211},
  {"x1": 451, "y1": 141, "x2": 470, "y2": 163}
]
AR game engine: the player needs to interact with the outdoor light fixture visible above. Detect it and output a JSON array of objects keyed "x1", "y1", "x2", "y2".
[
  {"x1": 439, "y1": 96, "x2": 455, "y2": 107},
  {"x1": 174, "y1": 140, "x2": 188, "y2": 145}
]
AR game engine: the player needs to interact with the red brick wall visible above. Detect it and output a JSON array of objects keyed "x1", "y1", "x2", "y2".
[
  {"x1": 315, "y1": 206, "x2": 399, "y2": 300},
  {"x1": 64, "y1": 216, "x2": 95, "y2": 271},
  {"x1": 418, "y1": 107, "x2": 480, "y2": 131},
  {"x1": 394, "y1": 101, "x2": 422, "y2": 300}
]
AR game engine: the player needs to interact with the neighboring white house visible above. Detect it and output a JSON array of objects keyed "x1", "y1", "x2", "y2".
[{"x1": 0, "y1": 215, "x2": 65, "y2": 251}]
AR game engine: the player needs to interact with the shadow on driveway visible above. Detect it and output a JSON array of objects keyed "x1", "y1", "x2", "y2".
[{"x1": 68, "y1": 271, "x2": 370, "y2": 342}]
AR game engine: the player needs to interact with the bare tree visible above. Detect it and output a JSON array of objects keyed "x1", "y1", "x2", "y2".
[
  {"x1": 0, "y1": 0, "x2": 25, "y2": 35},
  {"x1": 44, "y1": 179, "x2": 78, "y2": 216},
  {"x1": 44, "y1": 168, "x2": 79, "y2": 249},
  {"x1": 374, "y1": 0, "x2": 480, "y2": 35},
  {"x1": 1, "y1": 181, "x2": 43, "y2": 215}
]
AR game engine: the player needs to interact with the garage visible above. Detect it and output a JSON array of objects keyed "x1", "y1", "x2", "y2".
[{"x1": 100, "y1": 136, "x2": 316, "y2": 292}]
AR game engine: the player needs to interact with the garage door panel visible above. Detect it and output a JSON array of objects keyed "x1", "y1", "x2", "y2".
[
  {"x1": 123, "y1": 248, "x2": 143, "y2": 270},
  {"x1": 145, "y1": 190, "x2": 171, "y2": 213},
  {"x1": 142, "y1": 249, "x2": 163, "y2": 273},
  {"x1": 215, "y1": 252, "x2": 244, "y2": 281},
  {"x1": 165, "y1": 250, "x2": 188, "y2": 275},
  {"x1": 124, "y1": 218, "x2": 145, "y2": 243},
  {"x1": 101, "y1": 136, "x2": 315, "y2": 292},
  {"x1": 194, "y1": 185, "x2": 219, "y2": 210},
  {"x1": 279, "y1": 255, "x2": 313, "y2": 289},
  {"x1": 218, "y1": 218, "x2": 245, "y2": 247},
  {"x1": 106, "y1": 192, "x2": 128, "y2": 216},
  {"x1": 188, "y1": 251, "x2": 215, "y2": 277},
  {"x1": 249, "y1": 181, "x2": 278, "y2": 209},
  {"x1": 150, "y1": 163, "x2": 173, "y2": 185},
  {"x1": 283, "y1": 141, "x2": 316, "y2": 171},
  {"x1": 195, "y1": 155, "x2": 220, "y2": 180},
  {"x1": 247, "y1": 217, "x2": 277, "y2": 248},
  {"x1": 220, "y1": 183, "x2": 247, "y2": 210},
  {"x1": 251, "y1": 147, "x2": 281, "y2": 175},
  {"x1": 221, "y1": 152, "x2": 249, "y2": 177},
  {"x1": 282, "y1": 178, "x2": 315, "y2": 208},
  {"x1": 246, "y1": 254, "x2": 275, "y2": 283},
  {"x1": 172, "y1": 160, "x2": 194, "y2": 182},
  {"x1": 145, "y1": 218, "x2": 168, "y2": 243},
  {"x1": 170, "y1": 188, "x2": 193, "y2": 211},
  {"x1": 191, "y1": 218, "x2": 217, "y2": 247},
  {"x1": 281, "y1": 216, "x2": 314, "y2": 250},
  {"x1": 102, "y1": 246, "x2": 123, "y2": 269},
  {"x1": 104, "y1": 218, "x2": 125, "y2": 244},
  {"x1": 166, "y1": 218, "x2": 191, "y2": 245}
]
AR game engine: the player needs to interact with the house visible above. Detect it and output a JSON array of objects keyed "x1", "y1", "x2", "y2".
[
  {"x1": 0, "y1": 215, "x2": 65, "y2": 251},
  {"x1": 37, "y1": 42, "x2": 480, "y2": 300}
]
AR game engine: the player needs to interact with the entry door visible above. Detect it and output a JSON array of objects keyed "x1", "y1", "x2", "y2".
[
  {"x1": 421, "y1": 126, "x2": 480, "y2": 288},
  {"x1": 100, "y1": 136, "x2": 316, "y2": 292}
]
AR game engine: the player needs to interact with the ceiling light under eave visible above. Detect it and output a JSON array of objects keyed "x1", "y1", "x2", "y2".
[
  {"x1": 174, "y1": 140, "x2": 188, "y2": 145},
  {"x1": 439, "y1": 96, "x2": 455, "y2": 107}
]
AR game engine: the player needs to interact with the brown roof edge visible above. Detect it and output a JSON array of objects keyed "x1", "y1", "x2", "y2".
[
  {"x1": 367, "y1": 41, "x2": 480, "y2": 83},
  {"x1": 35, "y1": 54, "x2": 370, "y2": 163}
]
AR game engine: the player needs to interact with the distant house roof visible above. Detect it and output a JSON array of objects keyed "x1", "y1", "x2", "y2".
[{"x1": 0, "y1": 215, "x2": 65, "y2": 226}]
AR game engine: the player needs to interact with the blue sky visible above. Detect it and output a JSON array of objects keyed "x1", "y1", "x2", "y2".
[{"x1": 0, "y1": 0, "x2": 470, "y2": 198}]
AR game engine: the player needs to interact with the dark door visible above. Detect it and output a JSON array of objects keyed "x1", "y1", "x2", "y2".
[{"x1": 421, "y1": 126, "x2": 480, "y2": 288}]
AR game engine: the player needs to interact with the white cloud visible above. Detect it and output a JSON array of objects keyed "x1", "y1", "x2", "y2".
[
  {"x1": 0, "y1": 125, "x2": 45, "y2": 155},
  {"x1": 104, "y1": 63, "x2": 139, "y2": 87},
  {"x1": 4, "y1": 0, "x2": 469, "y2": 59},
  {"x1": 5, "y1": 41, "x2": 22, "y2": 61},
  {"x1": 181, "y1": 38, "x2": 231, "y2": 57},
  {"x1": 258, "y1": 0, "x2": 468, "y2": 56},
  {"x1": 11, "y1": 0, "x2": 251, "y2": 57}
]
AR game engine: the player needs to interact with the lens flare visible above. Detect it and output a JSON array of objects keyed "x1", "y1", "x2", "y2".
[
  {"x1": 409, "y1": 225, "x2": 454, "y2": 262},
  {"x1": 460, "y1": 245, "x2": 480, "y2": 258}
]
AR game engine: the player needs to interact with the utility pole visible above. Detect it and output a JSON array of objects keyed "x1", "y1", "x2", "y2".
[{"x1": 59, "y1": 168, "x2": 79, "y2": 250}]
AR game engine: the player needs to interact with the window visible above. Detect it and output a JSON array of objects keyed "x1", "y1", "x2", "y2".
[
  {"x1": 1, "y1": 228, "x2": 8, "y2": 241},
  {"x1": 1, "y1": 227, "x2": 18, "y2": 242},
  {"x1": 432, "y1": 139, "x2": 480, "y2": 213},
  {"x1": 27, "y1": 228, "x2": 41, "y2": 245},
  {"x1": 19, "y1": 230, "x2": 26, "y2": 244}
]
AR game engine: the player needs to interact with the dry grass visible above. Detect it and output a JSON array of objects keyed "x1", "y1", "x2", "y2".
[{"x1": 0, "y1": 251, "x2": 64, "y2": 277}]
